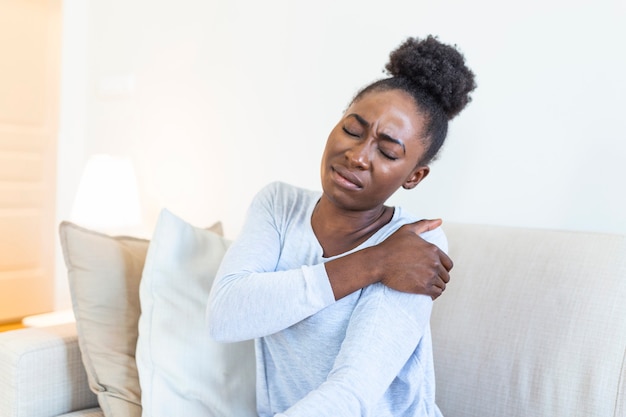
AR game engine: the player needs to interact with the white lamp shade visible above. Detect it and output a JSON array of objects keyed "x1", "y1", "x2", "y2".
[{"x1": 71, "y1": 154, "x2": 142, "y2": 231}]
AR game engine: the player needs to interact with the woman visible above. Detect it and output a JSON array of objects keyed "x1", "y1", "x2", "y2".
[{"x1": 208, "y1": 35, "x2": 476, "y2": 416}]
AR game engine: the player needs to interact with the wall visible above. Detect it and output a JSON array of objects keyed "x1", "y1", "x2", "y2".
[{"x1": 56, "y1": 0, "x2": 626, "y2": 308}]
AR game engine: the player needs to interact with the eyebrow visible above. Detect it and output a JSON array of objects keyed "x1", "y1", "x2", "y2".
[{"x1": 347, "y1": 113, "x2": 406, "y2": 154}]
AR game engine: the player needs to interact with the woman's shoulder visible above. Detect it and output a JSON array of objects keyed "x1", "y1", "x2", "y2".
[
  {"x1": 255, "y1": 181, "x2": 320, "y2": 205},
  {"x1": 250, "y1": 182, "x2": 321, "y2": 223},
  {"x1": 389, "y1": 206, "x2": 449, "y2": 254}
]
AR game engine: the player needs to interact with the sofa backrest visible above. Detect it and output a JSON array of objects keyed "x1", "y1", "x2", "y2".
[{"x1": 432, "y1": 223, "x2": 626, "y2": 417}]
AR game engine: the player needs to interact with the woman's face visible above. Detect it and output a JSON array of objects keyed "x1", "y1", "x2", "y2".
[{"x1": 320, "y1": 89, "x2": 430, "y2": 212}]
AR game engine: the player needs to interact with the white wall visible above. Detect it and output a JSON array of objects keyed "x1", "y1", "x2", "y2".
[{"x1": 56, "y1": 0, "x2": 626, "y2": 308}]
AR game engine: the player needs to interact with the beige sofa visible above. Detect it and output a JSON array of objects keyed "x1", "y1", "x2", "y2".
[{"x1": 1, "y1": 222, "x2": 625, "y2": 417}]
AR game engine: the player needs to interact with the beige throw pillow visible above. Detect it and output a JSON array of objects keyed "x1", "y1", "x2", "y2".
[{"x1": 60, "y1": 222, "x2": 147, "y2": 416}]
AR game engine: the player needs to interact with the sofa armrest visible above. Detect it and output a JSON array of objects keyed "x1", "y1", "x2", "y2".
[{"x1": 0, "y1": 323, "x2": 98, "y2": 417}]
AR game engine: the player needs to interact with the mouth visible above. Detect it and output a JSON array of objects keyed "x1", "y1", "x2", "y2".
[{"x1": 331, "y1": 165, "x2": 364, "y2": 190}]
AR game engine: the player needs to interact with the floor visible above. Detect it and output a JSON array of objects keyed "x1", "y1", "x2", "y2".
[{"x1": 0, "y1": 322, "x2": 24, "y2": 332}]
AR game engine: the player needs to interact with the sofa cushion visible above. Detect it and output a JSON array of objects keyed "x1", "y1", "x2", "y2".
[
  {"x1": 431, "y1": 223, "x2": 626, "y2": 417},
  {"x1": 136, "y1": 209, "x2": 256, "y2": 417},
  {"x1": 60, "y1": 220, "x2": 223, "y2": 417}
]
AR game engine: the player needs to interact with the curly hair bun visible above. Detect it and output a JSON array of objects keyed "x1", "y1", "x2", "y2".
[{"x1": 385, "y1": 36, "x2": 476, "y2": 120}]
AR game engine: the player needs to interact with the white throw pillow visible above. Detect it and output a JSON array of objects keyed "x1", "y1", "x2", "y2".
[{"x1": 136, "y1": 209, "x2": 256, "y2": 417}]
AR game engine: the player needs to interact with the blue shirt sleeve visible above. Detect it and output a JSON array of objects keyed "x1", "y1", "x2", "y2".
[
  {"x1": 275, "y1": 284, "x2": 436, "y2": 416},
  {"x1": 207, "y1": 183, "x2": 335, "y2": 342}
]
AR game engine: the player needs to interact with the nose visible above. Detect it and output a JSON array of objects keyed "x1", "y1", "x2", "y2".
[{"x1": 345, "y1": 140, "x2": 372, "y2": 170}]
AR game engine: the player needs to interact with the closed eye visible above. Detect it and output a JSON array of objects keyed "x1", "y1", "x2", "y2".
[
  {"x1": 379, "y1": 148, "x2": 398, "y2": 161},
  {"x1": 342, "y1": 126, "x2": 360, "y2": 137}
]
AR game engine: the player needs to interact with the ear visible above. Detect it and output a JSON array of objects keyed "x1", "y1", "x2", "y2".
[{"x1": 402, "y1": 166, "x2": 430, "y2": 190}]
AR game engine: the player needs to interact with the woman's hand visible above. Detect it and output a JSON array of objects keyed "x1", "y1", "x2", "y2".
[
  {"x1": 325, "y1": 219, "x2": 453, "y2": 300},
  {"x1": 376, "y1": 219, "x2": 453, "y2": 299}
]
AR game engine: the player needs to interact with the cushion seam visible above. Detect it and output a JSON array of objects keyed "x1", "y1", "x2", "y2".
[{"x1": 615, "y1": 345, "x2": 626, "y2": 417}]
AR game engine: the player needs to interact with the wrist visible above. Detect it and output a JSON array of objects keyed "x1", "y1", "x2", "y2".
[
  {"x1": 325, "y1": 246, "x2": 381, "y2": 300},
  {"x1": 358, "y1": 246, "x2": 383, "y2": 285}
]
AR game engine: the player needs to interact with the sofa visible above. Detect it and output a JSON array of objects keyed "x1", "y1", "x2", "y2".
[{"x1": 1, "y1": 215, "x2": 625, "y2": 417}]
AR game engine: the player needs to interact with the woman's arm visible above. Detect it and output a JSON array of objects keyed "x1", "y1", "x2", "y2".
[
  {"x1": 207, "y1": 183, "x2": 452, "y2": 343},
  {"x1": 277, "y1": 284, "x2": 435, "y2": 416},
  {"x1": 207, "y1": 185, "x2": 336, "y2": 342}
]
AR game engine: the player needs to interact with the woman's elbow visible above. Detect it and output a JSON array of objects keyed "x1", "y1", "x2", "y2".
[
  {"x1": 206, "y1": 291, "x2": 232, "y2": 342},
  {"x1": 206, "y1": 311, "x2": 233, "y2": 343}
]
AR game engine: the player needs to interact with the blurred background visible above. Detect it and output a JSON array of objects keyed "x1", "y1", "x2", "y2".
[{"x1": 1, "y1": 0, "x2": 625, "y2": 320}]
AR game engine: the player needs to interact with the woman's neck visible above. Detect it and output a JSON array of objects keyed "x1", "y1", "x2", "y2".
[{"x1": 311, "y1": 196, "x2": 394, "y2": 257}]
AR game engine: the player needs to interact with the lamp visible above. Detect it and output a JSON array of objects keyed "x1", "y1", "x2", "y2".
[
  {"x1": 70, "y1": 154, "x2": 142, "y2": 234},
  {"x1": 21, "y1": 155, "x2": 143, "y2": 328}
]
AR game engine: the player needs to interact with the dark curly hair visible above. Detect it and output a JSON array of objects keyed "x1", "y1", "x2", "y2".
[{"x1": 352, "y1": 35, "x2": 476, "y2": 166}]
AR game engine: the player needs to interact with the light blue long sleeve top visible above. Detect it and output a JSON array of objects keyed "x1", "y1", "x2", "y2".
[{"x1": 207, "y1": 182, "x2": 446, "y2": 417}]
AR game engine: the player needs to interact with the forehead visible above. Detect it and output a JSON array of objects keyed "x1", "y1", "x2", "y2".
[{"x1": 346, "y1": 89, "x2": 425, "y2": 139}]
